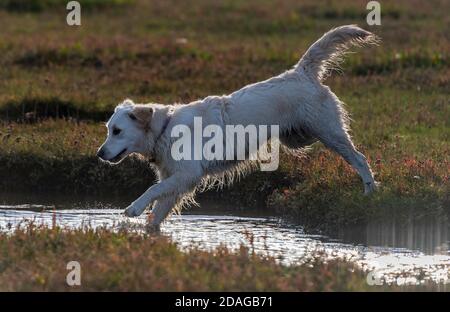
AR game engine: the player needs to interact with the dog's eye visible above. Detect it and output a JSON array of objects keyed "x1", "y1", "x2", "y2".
[{"x1": 112, "y1": 128, "x2": 121, "y2": 136}]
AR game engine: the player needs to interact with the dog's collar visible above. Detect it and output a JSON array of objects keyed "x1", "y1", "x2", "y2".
[
  {"x1": 149, "y1": 109, "x2": 173, "y2": 162},
  {"x1": 149, "y1": 108, "x2": 173, "y2": 161}
]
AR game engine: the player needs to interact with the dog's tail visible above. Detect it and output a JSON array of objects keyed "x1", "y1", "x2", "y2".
[{"x1": 295, "y1": 25, "x2": 379, "y2": 81}]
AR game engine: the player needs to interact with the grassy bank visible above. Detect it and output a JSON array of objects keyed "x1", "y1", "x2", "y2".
[
  {"x1": 0, "y1": 224, "x2": 367, "y2": 291},
  {"x1": 0, "y1": 0, "x2": 449, "y2": 232},
  {"x1": 2, "y1": 224, "x2": 441, "y2": 291}
]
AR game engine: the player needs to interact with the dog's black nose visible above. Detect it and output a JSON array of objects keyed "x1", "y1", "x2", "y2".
[{"x1": 96, "y1": 149, "x2": 105, "y2": 159}]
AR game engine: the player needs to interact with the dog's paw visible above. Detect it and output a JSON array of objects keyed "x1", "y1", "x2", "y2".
[
  {"x1": 364, "y1": 181, "x2": 380, "y2": 195},
  {"x1": 124, "y1": 205, "x2": 141, "y2": 217}
]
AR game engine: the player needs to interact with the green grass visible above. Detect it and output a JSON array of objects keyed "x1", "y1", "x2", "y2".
[
  {"x1": 0, "y1": 223, "x2": 439, "y2": 291},
  {"x1": 0, "y1": 0, "x2": 449, "y2": 232}
]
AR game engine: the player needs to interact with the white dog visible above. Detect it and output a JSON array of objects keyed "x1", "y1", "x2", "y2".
[{"x1": 97, "y1": 25, "x2": 379, "y2": 227}]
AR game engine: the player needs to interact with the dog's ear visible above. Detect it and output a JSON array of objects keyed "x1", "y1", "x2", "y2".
[
  {"x1": 122, "y1": 99, "x2": 134, "y2": 106},
  {"x1": 129, "y1": 105, "x2": 153, "y2": 131},
  {"x1": 115, "y1": 99, "x2": 135, "y2": 112}
]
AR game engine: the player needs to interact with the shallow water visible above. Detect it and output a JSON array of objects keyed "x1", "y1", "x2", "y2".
[{"x1": 0, "y1": 197, "x2": 449, "y2": 287}]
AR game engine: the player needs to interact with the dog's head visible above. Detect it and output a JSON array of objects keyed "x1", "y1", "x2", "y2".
[{"x1": 97, "y1": 99, "x2": 154, "y2": 164}]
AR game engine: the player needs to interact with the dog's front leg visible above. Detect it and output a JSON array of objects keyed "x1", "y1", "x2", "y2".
[
  {"x1": 149, "y1": 196, "x2": 179, "y2": 227},
  {"x1": 124, "y1": 173, "x2": 195, "y2": 217}
]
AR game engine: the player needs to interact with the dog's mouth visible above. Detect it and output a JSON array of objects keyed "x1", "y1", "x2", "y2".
[{"x1": 109, "y1": 148, "x2": 128, "y2": 163}]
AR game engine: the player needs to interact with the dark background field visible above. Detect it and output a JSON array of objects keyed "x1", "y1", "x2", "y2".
[{"x1": 0, "y1": 0, "x2": 448, "y2": 232}]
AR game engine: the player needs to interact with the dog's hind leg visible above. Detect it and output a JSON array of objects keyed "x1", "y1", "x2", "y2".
[
  {"x1": 319, "y1": 130, "x2": 377, "y2": 194},
  {"x1": 312, "y1": 102, "x2": 377, "y2": 194}
]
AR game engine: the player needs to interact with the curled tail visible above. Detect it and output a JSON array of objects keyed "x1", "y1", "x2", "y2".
[{"x1": 295, "y1": 25, "x2": 380, "y2": 81}]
